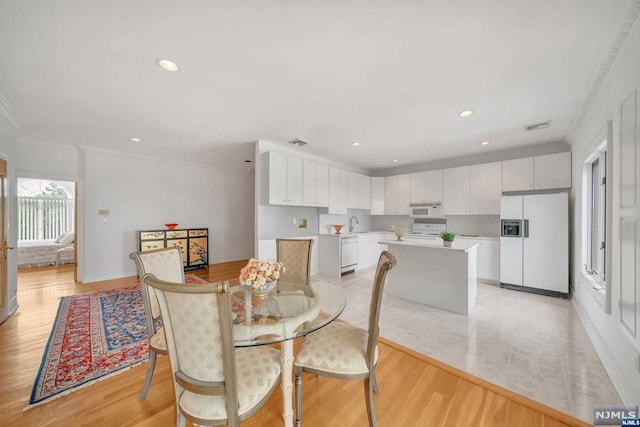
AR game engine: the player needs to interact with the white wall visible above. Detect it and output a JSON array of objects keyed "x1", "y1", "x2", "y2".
[
  {"x1": 0, "y1": 115, "x2": 18, "y2": 321},
  {"x1": 567, "y1": 13, "x2": 640, "y2": 405},
  {"x1": 82, "y1": 148, "x2": 254, "y2": 282}
]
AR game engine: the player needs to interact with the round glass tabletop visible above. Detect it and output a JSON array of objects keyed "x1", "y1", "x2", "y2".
[{"x1": 229, "y1": 279, "x2": 346, "y2": 347}]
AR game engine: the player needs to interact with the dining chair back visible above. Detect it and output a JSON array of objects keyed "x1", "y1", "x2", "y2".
[
  {"x1": 142, "y1": 273, "x2": 281, "y2": 427},
  {"x1": 276, "y1": 238, "x2": 314, "y2": 286},
  {"x1": 294, "y1": 250, "x2": 397, "y2": 427},
  {"x1": 129, "y1": 247, "x2": 185, "y2": 400}
]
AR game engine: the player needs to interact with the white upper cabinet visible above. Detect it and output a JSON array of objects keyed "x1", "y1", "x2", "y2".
[
  {"x1": 443, "y1": 166, "x2": 470, "y2": 215},
  {"x1": 347, "y1": 172, "x2": 371, "y2": 209},
  {"x1": 502, "y1": 152, "x2": 571, "y2": 192},
  {"x1": 302, "y1": 160, "x2": 329, "y2": 207},
  {"x1": 469, "y1": 162, "x2": 502, "y2": 214},
  {"x1": 328, "y1": 166, "x2": 348, "y2": 214},
  {"x1": 266, "y1": 151, "x2": 303, "y2": 206},
  {"x1": 385, "y1": 174, "x2": 411, "y2": 215},
  {"x1": 444, "y1": 163, "x2": 501, "y2": 215},
  {"x1": 502, "y1": 157, "x2": 534, "y2": 191},
  {"x1": 534, "y1": 152, "x2": 571, "y2": 190},
  {"x1": 370, "y1": 177, "x2": 385, "y2": 215},
  {"x1": 410, "y1": 172, "x2": 428, "y2": 203},
  {"x1": 425, "y1": 169, "x2": 443, "y2": 201}
]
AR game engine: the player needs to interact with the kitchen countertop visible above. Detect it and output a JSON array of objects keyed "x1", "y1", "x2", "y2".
[
  {"x1": 382, "y1": 239, "x2": 479, "y2": 252},
  {"x1": 320, "y1": 232, "x2": 498, "y2": 240},
  {"x1": 319, "y1": 231, "x2": 390, "y2": 237}
]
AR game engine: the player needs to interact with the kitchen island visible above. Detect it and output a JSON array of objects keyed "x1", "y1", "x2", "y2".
[{"x1": 382, "y1": 239, "x2": 478, "y2": 315}]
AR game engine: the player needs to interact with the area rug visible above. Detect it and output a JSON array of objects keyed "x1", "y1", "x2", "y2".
[{"x1": 27, "y1": 274, "x2": 245, "y2": 409}]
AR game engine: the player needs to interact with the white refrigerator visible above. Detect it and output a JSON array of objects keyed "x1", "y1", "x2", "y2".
[{"x1": 500, "y1": 192, "x2": 568, "y2": 296}]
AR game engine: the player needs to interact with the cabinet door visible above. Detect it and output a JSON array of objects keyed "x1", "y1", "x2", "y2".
[
  {"x1": 410, "y1": 172, "x2": 427, "y2": 203},
  {"x1": 387, "y1": 174, "x2": 411, "y2": 215},
  {"x1": 360, "y1": 173, "x2": 371, "y2": 209},
  {"x1": 470, "y1": 162, "x2": 502, "y2": 214},
  {"x1": 370, "y1": 177, "x2": 385, "y2": 215},
  {"x1": 267, "y1": 151, "x2": 288, "y2": 205},
  {"x1": 476, "y1": 239, "x2": 500, "y2": 282},
  {"x1": 425, "y1": 169, "x2": 443, "y2": 201},
  {"x1": 287, "y1": 155, "x2": 303, "y2": 205},
  {"x1": 316, "y1": 163, "x2": 329, "y2": 207},
  {"x1": 534, "y1": 152, "x2": 571, "y2": 189},
  {"x1": 502, "y1": 157, "x2": 534, "y2": 192},
  {"x1": 443, "y1": 166, "x2": 470, "y2": 215},
  {"x1": 302, "y1": 159, "x2": 317, "y2": 207},
  {"x1": 385, "y1": 175, "x2": 398, "y2": 214},
  {"x1": 328, "y1": 167, "x2": 348, "y2": 214},
  {"x1": 397, "y1": 174, "x2": 411, "y2": 215}
]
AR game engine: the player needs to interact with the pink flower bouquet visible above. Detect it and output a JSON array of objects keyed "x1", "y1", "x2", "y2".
[{"x1": 239, "y1": 258, "x2": 285, "y2": 290}]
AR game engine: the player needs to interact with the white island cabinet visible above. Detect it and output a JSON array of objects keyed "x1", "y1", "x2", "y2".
[{"x1": 382, "y1": 239, "x2": 478, "y2": 315}]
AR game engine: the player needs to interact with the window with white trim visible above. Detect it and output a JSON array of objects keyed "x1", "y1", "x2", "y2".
[{"x1": 583, "y1": 143, "x2": 607, "y2": 288}]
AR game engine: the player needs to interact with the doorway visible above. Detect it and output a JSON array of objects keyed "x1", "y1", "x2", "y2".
[{"x1": 16, "y1": 178, "x2": 77, "y2": 286}]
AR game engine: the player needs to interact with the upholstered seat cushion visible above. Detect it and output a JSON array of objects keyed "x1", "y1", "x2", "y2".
[
  {"x1": 294, "y1": 322, "x2": 378, "y2": 375},
  {"x1": 179, "y1": 346, "x2": 281, "y2": 420},
  {"x1": 149, "y1": 328, "x2": 167, "y2": 352}
]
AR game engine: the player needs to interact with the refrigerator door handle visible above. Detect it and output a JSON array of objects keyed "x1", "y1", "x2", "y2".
[{"x1": 524, "y1": 219, "x2": 529, "y2": 238}]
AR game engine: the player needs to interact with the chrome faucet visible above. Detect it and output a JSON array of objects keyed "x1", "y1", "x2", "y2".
[{"x1": 349, "y1": 216, "x2": 359, "y2": 233}]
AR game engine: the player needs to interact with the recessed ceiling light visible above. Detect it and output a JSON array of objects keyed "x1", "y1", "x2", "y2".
[
  {"x1": 351, "y1": 142, "x2": 360, "y2": 147},
  {"x1": 130, "y1": 137, "x2": 142, "y2": 142},
  {"x1": 480, "y1": 141, "x2": 491, "y2": 146},
  {"x1": 155, "y1": 58, "x2": 180, "y2": 72},
  {"x1": 392, "y1": 158, "x2": 399, "y2": 163},
  {"x1": 458, "y1": 110, "x2": 473, "y2": 117}
]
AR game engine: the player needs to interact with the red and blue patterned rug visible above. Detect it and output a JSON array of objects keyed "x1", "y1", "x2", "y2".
[{"x1": 28, "y1": 274, "x2": 240, "y2": 408}]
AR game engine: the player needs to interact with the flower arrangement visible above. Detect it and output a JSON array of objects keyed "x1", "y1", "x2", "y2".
[{"x1": 239, "y1": 258, "x2": 285, "y2": 290}]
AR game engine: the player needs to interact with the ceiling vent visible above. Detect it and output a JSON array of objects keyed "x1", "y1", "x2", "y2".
[
  {"x1": 288, "y1": 138, "x2": 309, "y2": 147},
  {"x1": 524, "y1": 121, "x2": 551, "y2": 132}
]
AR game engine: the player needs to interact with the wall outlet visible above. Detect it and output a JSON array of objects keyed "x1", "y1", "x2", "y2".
[{"x1": 292, "y1": 218, "x2": 297, "y2": 225}]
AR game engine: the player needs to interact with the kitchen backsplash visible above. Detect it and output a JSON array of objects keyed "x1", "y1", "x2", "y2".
[
  {"x1": 319, "y1": 212, "x2": 499, "y2": 237},
  {"x1": 319, "y1": 210, "x2": 373, "y2": 234},
  {"x1": 445, "y1": 215, "x2": 500, "y2": 237}
]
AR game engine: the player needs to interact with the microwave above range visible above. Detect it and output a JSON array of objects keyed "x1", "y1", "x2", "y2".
[{"x1": 409, "y1": 202, "x2": 443, "y2": 218}]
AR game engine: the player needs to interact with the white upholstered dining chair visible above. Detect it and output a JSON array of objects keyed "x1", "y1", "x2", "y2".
[
  {"x1": 294, "y1": 250, "x2": 397, "y2": 427},
  {"x1": 129, "y1": 247, "x2": 185, "y2": 401},
  {"x1": 276, "y1": 238, "x2": 314, "y2": 286},
  {"x1": 142, "y1": 273, "x2": 282, "y2": 427}
]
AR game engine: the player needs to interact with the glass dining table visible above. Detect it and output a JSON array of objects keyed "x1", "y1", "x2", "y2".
[{"x1": 228, "y1": 279, "x2": 346, "y2": 427}]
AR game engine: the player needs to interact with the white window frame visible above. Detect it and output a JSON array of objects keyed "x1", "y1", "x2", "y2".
[{"x1": 580, "y1": 122, "x2": 613, "y2": 313}]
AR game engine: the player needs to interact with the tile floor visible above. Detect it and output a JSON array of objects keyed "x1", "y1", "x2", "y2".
[{"x1": 316, "y1": 268, "x2": 622, "y2": 423}]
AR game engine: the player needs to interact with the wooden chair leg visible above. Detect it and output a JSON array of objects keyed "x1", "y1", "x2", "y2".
[
  {"x1": 364, "y1": 377, "x2": 377, "y2": 427},
  {"x1": 139, "y1": 350, "x2": 157, "y2": 401},
  {"x1": 295, "y1": 366, "x2": 303, "y2": 427}
]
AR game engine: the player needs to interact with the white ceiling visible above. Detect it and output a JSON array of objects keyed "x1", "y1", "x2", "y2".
[{"x1": 0, "y1": 1, "x2": 631, "y2": 171}]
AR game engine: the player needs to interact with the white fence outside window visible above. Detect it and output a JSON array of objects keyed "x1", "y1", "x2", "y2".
[{"x1": 18, "y1": 197, "x2": 74, "y2": 242}]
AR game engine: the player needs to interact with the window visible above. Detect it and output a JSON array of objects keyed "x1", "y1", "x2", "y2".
[{"x1": 582, "y1": 142, "x2": 607, "y2": 290}]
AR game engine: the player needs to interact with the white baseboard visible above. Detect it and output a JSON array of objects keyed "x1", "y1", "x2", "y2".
[{"x1": 572, "y1": 295, "x2": 640, "y2": 406}]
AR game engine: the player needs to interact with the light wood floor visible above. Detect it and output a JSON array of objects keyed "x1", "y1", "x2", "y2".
[{"x1": 0, "y1": 264, "x2": 590, "y2": 426}]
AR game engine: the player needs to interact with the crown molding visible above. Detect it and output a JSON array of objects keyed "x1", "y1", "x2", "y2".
[
  {"x1": 575, "y1": 0, "x2": 640, "y2": 125},
  {"x1": 0, "y1": 90, "x2": 21, "y2": 128}
]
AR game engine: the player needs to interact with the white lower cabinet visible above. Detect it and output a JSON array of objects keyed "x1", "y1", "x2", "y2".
[
  {"x1": 456, "y1": 238, "x2": 500, "y2": 283},
  {"x1": 357, "y1": 234, "x2": 382, "y2": 271}
]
